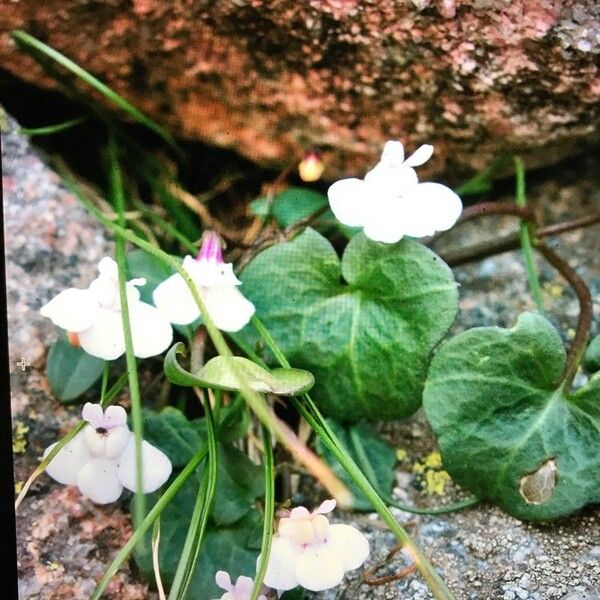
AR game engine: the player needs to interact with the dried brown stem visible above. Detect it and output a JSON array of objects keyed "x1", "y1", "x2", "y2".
[
  {"x1": 441, "y1": 213, "x2": 600, "y2": 267},
  {"x1": 535, "y1": 243, "x2": 593, "y2": 390}
]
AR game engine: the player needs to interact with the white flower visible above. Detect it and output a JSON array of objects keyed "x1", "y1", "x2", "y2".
[
  {"x1": 327, "y1": 140, "x2": 463, "y2": 243},
  {"x1": 43, "y1": 402, "x2": 172, "y2": 504},
  {"x1": 152, "y1": 231, "x2": 255, "y2": 332},
  {"x1": 40, "y1": 257, "x2": 173, "y2": 360},
  {"x1": 259, "y1": 499, "x2": 370, "y2": 593},
  {"x1": 212, "y1": 571, "x2": 268, "y2": 600}
]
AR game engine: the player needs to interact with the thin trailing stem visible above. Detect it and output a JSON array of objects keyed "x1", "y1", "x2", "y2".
[
  {"x1": 250, "y1": 317, "x2": 455, "y2": 600},
  {"x1": 440, "y1": 213, "x2": 600, "y2": 267},
  {"x1": 535, "y1": 243, "x2": 593, "y2": 390},
  {"x1": 457, "y1": 201, "x2": 536, "y2": 223},
  {"x1": 514, "y1": 157, "x2": 545, "y2": 314},
  {"x1": 251, "y1": 426, "x2": 275, "y2": 600},
  {"x1": 14, "y1": 372, "x2": 128, "y2": 511},
  {"x1": 109, "y1": 133, "x2": 146, "y2": 528}
]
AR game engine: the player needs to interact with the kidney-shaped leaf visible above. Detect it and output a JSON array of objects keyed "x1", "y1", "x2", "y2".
[
  {"x1": 164, "y1": 343, "x2": 314, "y2": 396},
  {"x1": 240, "y1": 228, "x2": 458, "y2": 421},
  {"x1": 423, "y1": 312, "x2": 600, "y2": 521}
]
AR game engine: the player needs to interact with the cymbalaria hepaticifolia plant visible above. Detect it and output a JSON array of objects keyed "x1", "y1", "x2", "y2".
[{"x1": 13, "y1": 30, "x2": 600, "y2": 600}]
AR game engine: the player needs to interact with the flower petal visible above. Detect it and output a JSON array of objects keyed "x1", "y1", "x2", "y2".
[
  {"x1": 104, "y1": 405, "x2": 127, "y2": 428},
  {"x1": 327, "y1": 178, "x2": 368, "y2": 227},
  {"x1": 78, "y1": 307, "x2": 126, "y2": 360},
  {"x1": 403, "y1": 144, "x2": 434, "y2": 167},
  {"x1": 40, "y1": 288, "x2": 99, "y2": 332},
  {"x1": 233, "y1": 575, "x2": 254, "y2": 595},
  {"x1": 328, "y1": 523, "x2": 370, "y2": 570},
  {"x1": 215, "y1": 570, "x2": 233, "y2": 592},
  {"x1": 362, "y1": 196, "x2": 407, "y2": 244},
  {"x1": 43, "y1": 433, "x2": 91, "y2": 485},
  {"x1": 401, "y1": 182, "x2": 463, "y2": 237},
  {"x1": 117, "y1": 435, "x2": 173, "y2": 493},
  {"x1": 203, "y1": 284, "x2": 255, "y2": 332},
  {"x1": 313, "y1": 499, "x2": 336, "y2": 515},
  {"x1": 82, "y1": 402, "x2": 104, "y2": 428},
  {"x1": 152, "y1": 271, "x2": 200, "y2": 326},
  {"x1": 105, "y1": 426, "x2": 132, "y2": 459},
  {"x1": 260, "y1": 535, "x2": 302, "y2": 592},
  {"x1": 77, "y1": 457, "x2": 123, "y2": 504},
  {"x1": 129, "y1": 301, "x2": 173, "y2": 358},
  {"x1": 364, "y1": 163, "x2": 419, "y2": 197},
  {"x1": 379, "y1": 140, "x2": 405, "y2": 166},
  {"x1": 83, "y1": 424, "x2": 107, "y2": 457},
  {"x1": 294, "y1": 543, "x2": 345, "y2": 591}
]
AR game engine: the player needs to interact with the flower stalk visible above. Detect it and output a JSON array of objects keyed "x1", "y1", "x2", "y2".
[
  {"x1": 109, "y1": 134, "x2": 146, "y2": 528},
  {"x1": 251, "y1": 316, "x2": 455, "y2": 600}
]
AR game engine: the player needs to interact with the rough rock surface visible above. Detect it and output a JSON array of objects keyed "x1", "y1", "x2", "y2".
[
  {"x1": 1, "y1": 1, "x2": 600, "y2": 177},
  {"x1": 3, "y1": 114, "x2": 153, "y2": 600},
  {"x1": 5, "y1": 111, "x2": 600, "y2": 599}
]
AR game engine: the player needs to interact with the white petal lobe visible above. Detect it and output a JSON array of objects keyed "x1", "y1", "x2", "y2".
[
  {"x1": 129, "y1": 301, "x2": 173, "y2": 358},
  {"x1": 118, "y1": 436, "x2": 172, "y2": 493},
  {"x1": 153, "y1": 272, "x2": 200, "y2": 325},
  {"x1": 78, "y1": 307, "x2": 126, "y2": 360},
  {"x1": 40, "y1": 288, "x2": 99, "y2": 332},
  {"x1": 77, "y1": 458, "x2": 123, "y2": 504},
  {"x1": 327, "y1": 178, "x2": 367, "y2": 227},
  {"x1": 43, "y1": 433, "x2": 91, "y2": 485},
  {"x1": 260, "y1": 536, "x2": 302, "y2": 591},
  {"x1": 403, "y1": 144, "x2": 434, "y2": 167},
  {"x1": 328, "y1": 523, "x2": 370, "y2": 570},
  {"x1": 294, "y1": 543, "x2": 345, "y2": 591},
  {"x1": 204, "y1": 285, "x2": 255, "y2": 332}
]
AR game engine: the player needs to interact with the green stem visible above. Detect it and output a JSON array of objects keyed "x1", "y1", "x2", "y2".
[
  {"x1": 11, "y1": 30, "x2": 179, "y2": 152},
  {"x1": 514, "y1": 157, "x2": 545, "y2": 314},
  {"x1": 18, "y1": 116, "x2": 87, "y2": 137},
  {"x1": 250, "y1": 317, "x2": 454, "y2": 600},
  {"x1": 100, "y1": 362, "x2": 110, "y2": 403},
  {"x1": 251, "y1": 426, "x2": 275, "y2": 600},
  {"x1": 90, "y1": 445, "x2": 209, "y2": 600},
  {"x1": 169, "y1": 342, "x2": 220, "y2": 600},
  {"x1": 133, "y1": 200, "x2": 198, "y2": 255},
  {"x1": 109, "y1": 134, "x2": 145, "y2": 527}
]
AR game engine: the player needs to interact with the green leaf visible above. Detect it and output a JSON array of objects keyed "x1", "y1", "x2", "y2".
[
  {"x1": 141, "y1": 407, "x2": 204, "y2": 468},
  {"x1": 165, "y1": 344, "x2": 315, "y2": 396},
  {"x1": 316, "y1": 420, "x2": 397, "y2": 511},
  {"x1": 134, "y1": 477, "x2": 261, "y2": 598},
  {"x1": 192, "y1": 401, "x2": 250, "y2": 443},
  {"x1": 208, "y1": 444, "x2": 264, "y2": 525},
  {"x1": 240, "y1": 228, "x2": 459, "y2": 421},
  {"x1": 423, "y1": 312, "x2": 600, "y2": 520},
  {"x1": 583, "y1": 334, "x2": 600, "y2": 372},
  {"x1": 46, "y1": 336, "x2": 105, "y2": 402},
  {"x1": 251, "y1": 187, "x2": 332, "y2": 228}
]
